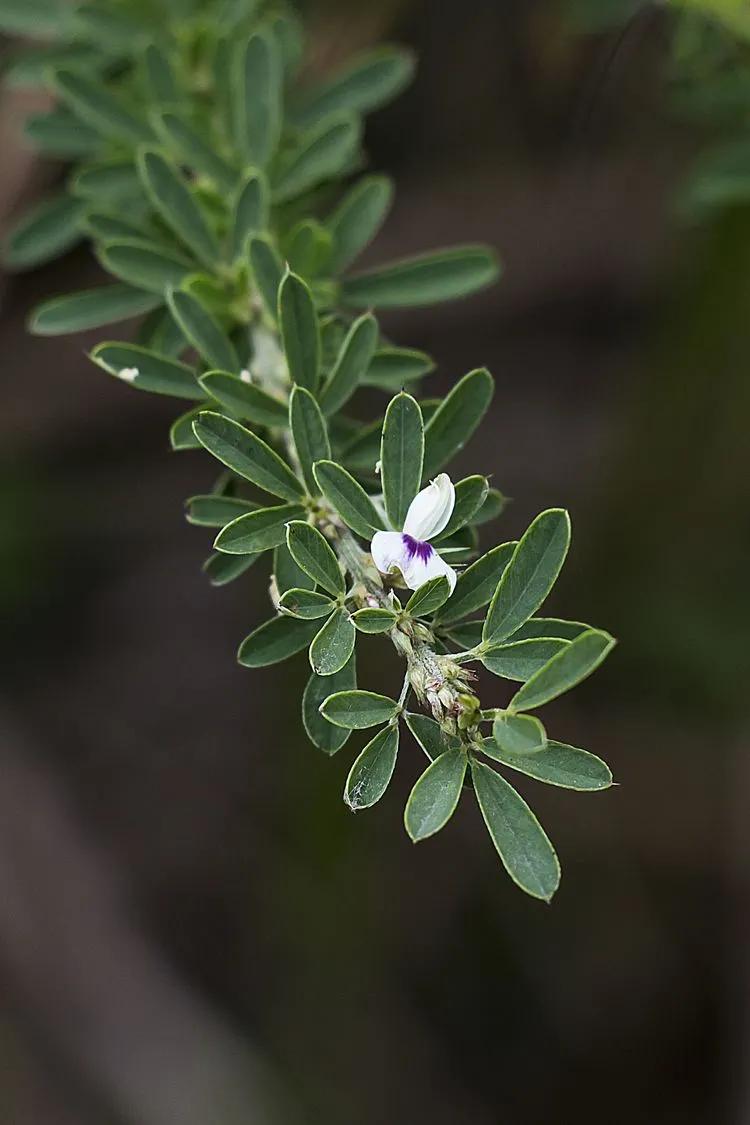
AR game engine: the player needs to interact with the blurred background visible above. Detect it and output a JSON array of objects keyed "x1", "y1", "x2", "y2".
[{"x1": 2, "y1": 1, "x2": 750, "y2": 1122}]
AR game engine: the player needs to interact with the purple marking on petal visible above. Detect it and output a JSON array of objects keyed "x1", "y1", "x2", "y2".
[{"x1": 402, "y1": 534, "x2": 433, "y2": 563}]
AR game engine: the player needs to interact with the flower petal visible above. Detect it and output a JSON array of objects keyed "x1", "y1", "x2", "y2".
[
  {"x1": 402, "y1": 473, "x2": 455, "y2": 540},
  {"x1": 401, "y1": 544, "x2": 457, "y2": 593},
  {"x1": 371, "y1": 531, "x2": 408, "y2": 577}
]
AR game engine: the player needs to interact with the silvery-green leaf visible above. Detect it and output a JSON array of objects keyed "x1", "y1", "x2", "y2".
[
  {"x1": 203, "y1": 551, "x2": 258, "y2": 587},
  {"x1": 492, "y1": 713, "x2": 547, "y2": 756},
  {"x1": 319, "y1": 313, "x2": 378, "y2": 415},
  {"x1": 326, "y1": 174, "x2": 393, "y2": 273},
  {"x1": 507, "y1": 617, "x2": 591, "y2": 642},
  {"x1": 154, "y1": 111, "x2": 237, "y2": 193},
  {"x1": 361, "y1": 347, "x2": 434, "y2": 388},
  {"x1": 170, "y1": 407, "x2": 202, "y2": 450},
  {"x1": 443, "y1": 620, "x2": 483, "y2": 649},
  {"x1": 320, "y1": 690, "x2": 399, "y2": 729},
  {"x1": 434, "y1": 542, "x2": 516, "y2": 626},
  {"x1": 5, "y1": 43, "x2": 101, "y2": 89},
  {"x1": 422, "y1": 368, "x2": 494, "y2": 477},
  {"x1": 4, "y1": 194, "x2": 83, "y2": 270},
  {"x1": 143, "y1": 44, "x2": 177, "y2": 102},
  {"x1": 215, "y1": 503, "x2": 305, "y2": 554},
  {"x1": 273, "y1": 112, "x2": 361, "y2": 203},
  {"x1": 279, "y1": 588, "x2": 334, "y2": 619},
  {"x1": 482, "y1": 638, "x2": 570, "y2": 682},
  {"x1": 193, "y1": 412, "x2": 304, "y2": 501},
  {"x1": 471, "y1": 759, "x2": 560, "y2": 902},
  {"x1": 350, "y1": 607, "x2": 397, "y2": 633},
  {"x1": 274, "y1": 541, "x2": 315, "y2": 594},
  {"x1": 404, "y1": 712, "x2": 461, "y2": 761},
  {"x1": 26, "y1": 108, "x2": 101, "y2": 156},
  {"x1": 72, "y1": 3, "x2": 147, "y2": 47},
  {"x1": 235, "y1": 30, "x2": 282, "y2": 166},
  {"x1": 98, "y1": 240, "x2": 194, "y2": 294},
  {"x1": 199, "y1": 371, "x2": 288, "y2": 428},
  {"x1": 279, "y1": 272, "x2": 321, "y2": 393},
  {"x1": 302, "y1": 653, "x2": 356, "y2": 755},
  {"x1": 473, "y1": 487, "x2": 508, "y2": 525},
  {"x1": 404, "y1": 576, "x2": 451, "y2": 618},
  {"x1": 434, "y1": 476, "x2": 489, "y2": 541},
  {"x1": 310, "y1": 608, "x2": 355, "y2": 675},
  {"x1": 231, "y1": 173, "x2": 269, "y2": 261},
  {"x1": 284, "y1": 219, "x2": 332, "y2": 277},
  {"x1": 293, "y1": 46, "x2": 415, "y2": 126},
  {"x1": 138, "y1": 149, "x2": 220, "y2": 269},
  {"x1": 72, "y1": 161, "x2": 147, "y2": 206},
  {"x1": 342, "y1": 246, "x2": 500, "y2": 309},
  {"x1": 381, "y1": 392, "x2": 424, "y2": 530},
  {"x1": 404, "y1": 748, "x2": 466, "y2": 842},
  {"x1": 344, "y1": 725, "x2": 399, "y2": 810},
  {"x1": 91, "y1": 341, "x2": 200, "y2": 399},
  {"x1": 0, "y1": 0, "x2": 67, "y2": 35},
  {"x1": 237, "y1": 615, "x2": 319, "y2": 667},
  {"x1": 509, "y1": 629, "x2": 616, "y2": 712},
  {"x1": 339, "y1": 418, "x2": 382, "y2": 473},
  {"x1": 313, "y1": 460, "x2": 385, "y2": 538},
  {"x1": 53, "y1": 68, "x2": 152, "y2": 143},
  {"x1": 29, "y1": 284, "x2": 160, "y2": 336},
  {"x1": 286, "y1": 520, "x2": 344, "y2": 596},
  {"x1": 186, "y1": 494, "x2": 256, "y2": 527},
  {"x1": 289, "y1": 386, "x2": 329, "y2": 492},
  {"x1": 248, "y1": 234, "x2": 283, "y2": 320},
  {"x1": 481, "y1": 739, "x2": 613, "y2": 792},
  {"x1": 483, "y1": 510, "x2": 571, "y2": 645},
  {"x1": 167, "y1": 288, "x2": 238, "y2": 371}
]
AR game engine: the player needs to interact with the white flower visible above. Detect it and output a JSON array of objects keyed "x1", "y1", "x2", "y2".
[{"x1": 371, "y1": 473, "x2": 457, "y2": 594}]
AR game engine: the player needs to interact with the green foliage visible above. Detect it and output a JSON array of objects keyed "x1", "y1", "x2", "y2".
[{"x1": 2, "y1": 0, "x2": 616, "y2": 901}]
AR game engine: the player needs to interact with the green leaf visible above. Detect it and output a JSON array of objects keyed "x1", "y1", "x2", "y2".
[
  {"x1": 361, "y1": 347, "x2": 434, "y2": 388},
  {"x1": 199, "y1": 371, "x2": 288, "y2": 428},
  {"x1": 279, "y1": 588, "x2": 335, "y2": 619},
  {"x1": 138, "y1": 149, "x2": 220, "y2": 269},
  {"x1": 238, "y1": 615, "x2": 319, "y2": 667},
  {"x1": 29, "y1": 284, "x2": 160, "y2": 336},
  {"x1": 474, "y1": 487, "x2": 508, "y2": 526},
  {"x1": 284, "y1": 219, "x2": 332, "y2": 277},
  {"x1": 154, "y1": 112, "x2": 237, "y2": 193},
  {"x1": 319, "y1": 313, "x2": 378, "y2": 415},
  {"x1": 248, "y1": 234, "x2": 283, "y2": 320},
  {"x1": 350, "y1": 607, "x2": 397, "y2": 633},
  {"x1": 286, "y1": 520, "x2": 344, "y2": 596},
  {"x1": 231, "y1": 173, "x2": 270, "y2": 261},
  {"x1": 170, "y1": 407, "x2": 202, "y2": 450},
  {"x1": 186, "y1": 494, "x2": 256, "y2": 527},
  {"x1": 443, "y1": 620, "x2": 483, "y2": 649},
  {"x1": 434, "y1": 541, "x2": 516, "y2": 626},
  {"x1": 53, "y1": 69, "x2": 152, "y2": 144},
  {"x1": 344, "y1": 725, "x2": 399, "y2": 810},
  {"x1": 381, "y1": 392, "x2": 424, "y2": 530},
  {"x1": 289, "y1": 386, "x2": 330, "y2": 493},
  {"x1": 422, "y1": 368, "x2": 494, "y2": 477},
  {"x1": 167, "y1": 288, "x2": 239, "y2": 371},
  {"x1": 326, "y1": 174, "x2": 393, "y2": 273},
  {"x1": 0, "y1": 0, "x2": 66, "y2": 36},
  {"x1": 71, "y1": 161, "x2": 145, "y2": 204},
  {"x1": 143, "y1": 43, "x2": 178, "y2": 103},
  {"x1": 434, "y1": 476, "x2": 489, "y2": 541},
  {"x1": 72, "y1": 3, "x2": 149, "y2": 47},
  {"x1": 5, "y1": 43, "x2": 101, "y2": 89},
  {"x1": 310, "y1": 608, "x2": 356, "y2": 675},
  {"x1": 492, "y1": 713, "x2": 547, "y2": 756},
  {"x1": 482, "y1": 638, "x2": 570, "y2": 682},
  {"x1": 509, "y1": 629, "x2": 616, "y2": 712},
  {"x1": 274, "y1": 541, "x2": 314, "y2": 594},
  {"x1": 507, "y1": 617, "x2": 591, "y2": 642},
  {"x1": 483, "y1": 510, "x2": 571, "y2": 645},
  {"x1": 193, "y1": 412, "x2": 304, "y2": 501},
  {"x1": 215, "y1": 503, "x2": 305, "y2": 554},
  {"x1": 90, "y1": 341, "x2": 200, "y2": 399},
  {"x1": 4, "y1": 194, "x2": 83, "y2": 270},
  {"x1": 320, "y1": 690, "x2": 399, "y2": 729},
  {"x1": 273, "y1": 112, "x2": 361, "y2": 203},
  {"x1": 25, "y1": 108, "x2": 100, "y2": 157},
  {"x1": 278, "y1": 272, "x2": 321, "y2": 392},
  {"x1": 404, "y1": 576, "x2": 451, "y2": 618},
  {"x1": 235, "y1": 30, "x2": 282, "y2": 166},
  {"x1": 98, "y1": 240, "x2": 193, "y2": 295},
  {"x1": 313, "y1": 460, "x2": 385, "y2": 538},
  {"x1": 203, "y1": 551, "x2": 258, "y2": 586},
  {"x1": 294, "y1": 47, "x2": 415, "y2": 126},
  {"x1": 302, "y1": 653, "x2": 356, "y2": 754},
  {"x1": 471, "y1": 759, "x2": 560, "y2": 902},
  {"x1": 404, "y1": 712, "x2": 461, "y2": 761},
  {"x1": 481, "y1": 739, "x2": 613, "y2": 792},
  {"x1": 339, "y1": 418, "x2": 382, "y2": 473},
  {"x1": 404, "y1": 748, "x2": 466, "y2": 841},
  {"x1": 342, "y1": 245, "x2": 500, "y2": 308},
  {"x1": 85, "y1": 213, "x2": 151, "y2": 243}
]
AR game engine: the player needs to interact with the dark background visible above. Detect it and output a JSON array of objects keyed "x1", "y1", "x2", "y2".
[{"x1": 2, "y1": 2, "x2": 749, "y2": 1122}]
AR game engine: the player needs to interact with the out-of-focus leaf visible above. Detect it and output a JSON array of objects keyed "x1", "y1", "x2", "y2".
[{"x1": 342, "y1": 246, "x2": 500, "y2": 308}]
